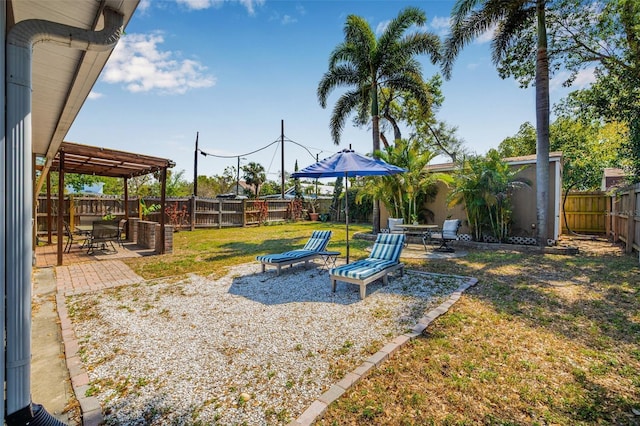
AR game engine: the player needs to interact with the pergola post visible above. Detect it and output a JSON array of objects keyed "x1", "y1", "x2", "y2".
[
  {"x1": 160, "y1": 167, "x2": 167, "y2": 254},
  {"x1": 46, "y1": 171, "x2": 52, "y2": 243},
  {"x1": 57, "y1": 153, "x2": 64, "y2": 266}
]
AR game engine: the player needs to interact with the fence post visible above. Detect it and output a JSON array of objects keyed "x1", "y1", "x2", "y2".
[
  {"x1": 626, "y1": 188, "x2": 636, "y2": 254},
  {"x1": 190, "y1": 195, "x2": 196, "y2": 231},
  {"x1": 242, "y1": 200, "x2": 247, "y2": 227},
  {"x1": 605, "y1": 196, "x2": 611, "y2": 240},
  {"x1": 218, "y1": 199, "x2": 222, "y2": 229},
  {"x1": 69, "y1": 196, "x2": 75, "y2": 231}
]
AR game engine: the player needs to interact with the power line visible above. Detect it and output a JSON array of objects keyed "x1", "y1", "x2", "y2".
[{"x1": 198, "y1": 137, "x2": 281, "y2": 159}]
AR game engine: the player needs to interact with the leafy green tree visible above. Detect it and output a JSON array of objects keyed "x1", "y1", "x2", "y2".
[
  {"x1": 317, "y1": 6, "x2": 441, "y2": 232},
  {"x1": 498, "y1": 119, "x2": 628, "y2": 190},
  {"x1": 260, "y1": 180, "x2": 281, "y2": 197},
  {"x1": 443, "y1": 0, "x2": 553, "y2": 246},
  {"x1": 379, "y1": 76, "x2": 468, "y2": 163},
  {"x1": 242, "y1": 162, "x2": 266, "y2": 198},
  {"x1": 497, "y1": 122, "x2": 537, "y2": 158},
  {"x1": 39, "y1": 172, "x2": 101, "y2": 195},
  {"x1": 550, "y1": 0, "x2": 640, "y2": 181}
]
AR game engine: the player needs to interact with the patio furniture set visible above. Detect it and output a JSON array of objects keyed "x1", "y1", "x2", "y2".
[
  {"x1": 257, "y1": 221, "x2": 461, "y2": 299},
  {"x1": 64, "y1": 219, "x2": 126, "y2": 254}
]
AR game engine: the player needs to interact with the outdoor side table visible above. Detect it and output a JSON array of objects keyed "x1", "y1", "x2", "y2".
[{"x1": 318, "y1": 251, "x2": 340, "y2": 271}]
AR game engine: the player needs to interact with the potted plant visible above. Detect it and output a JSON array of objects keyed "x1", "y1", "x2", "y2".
[{"x1": 308, "y1": 198, "x2": 320, "y2": 221}]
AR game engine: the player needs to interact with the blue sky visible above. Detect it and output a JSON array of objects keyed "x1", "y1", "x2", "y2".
[{"x1": 66, "y1": 0, "x2": 595, "y2": 183}]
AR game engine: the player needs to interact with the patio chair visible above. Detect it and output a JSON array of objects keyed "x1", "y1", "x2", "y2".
[
  {"x1": 63, "y1": 221, "x2": 90, "y2": 253},
  {"x1": 87, "y1": 219, "x2": 120, "y2": 254},
  {"x1": 330, "y1": 233, "x2": 405, "y2": 299},
  {"x1": 257, "y1": 230, "x2": 332, "y2": 275},
  {"x1": 117, "y1": 219, "x2": 127, "y2": 247},
  {"x1": 423, "y1": 219, "x2": 461, "y2": 253}
]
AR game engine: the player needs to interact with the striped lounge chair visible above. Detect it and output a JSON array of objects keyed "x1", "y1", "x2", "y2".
[
  {"x1": 257, "y1": 230, "x2": 332, "y2": 275},
  {"x1": 330, "y1": 233, "x2": 405, "y2": 299}
]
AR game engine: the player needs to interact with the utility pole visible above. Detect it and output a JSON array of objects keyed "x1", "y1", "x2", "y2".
[
  {"x1": 281, "y1": 119, "x2": 285, "y2": 199},
  {"x1": 193, "y1": 131, "x2": 199, "y2": 196},
  {"x1": 236, "y1": 156, "x2": 241, "y2": 196},
  {"x1": 315, "y1": 153, "x2": 319, "y2": 199}
]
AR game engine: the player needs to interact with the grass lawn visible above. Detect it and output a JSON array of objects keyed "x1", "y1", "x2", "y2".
[
  {"x1": 122, "y1": 221, "x2": 372, "y2": 280},
  {"x1": 122, "y1": 224, "x2": 639, "y2": 424},
  {"x1": 320, "y1": 240, "x2": 640, "y2": 425}
]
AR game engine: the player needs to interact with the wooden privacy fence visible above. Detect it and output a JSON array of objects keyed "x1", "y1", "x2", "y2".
[
  {"x1": 562, "y1": 191, "x2": 608, "y2": 234},
  {"x1": 610, "y1": 183, "x2": 640, "y2": 254},
  {"x1": 36, "y1": 195, "x2": 335, "y2": 235},
  {"x1": 562, "y1": 185, "x2": 639, "y2": 254}
]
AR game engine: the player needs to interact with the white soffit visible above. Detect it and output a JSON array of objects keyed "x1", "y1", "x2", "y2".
[{"x1": 8, "y1": 0, "x2": 139, "y2": 157}]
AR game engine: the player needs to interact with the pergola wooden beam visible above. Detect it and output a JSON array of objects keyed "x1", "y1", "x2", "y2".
[{"x1": 42, "y1": 141, "x2": 175, "y2": 265}]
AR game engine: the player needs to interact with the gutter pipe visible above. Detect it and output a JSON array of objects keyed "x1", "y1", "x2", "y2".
[{"x1": 5, "y1": 7, "x2": 123, "y2": 424}]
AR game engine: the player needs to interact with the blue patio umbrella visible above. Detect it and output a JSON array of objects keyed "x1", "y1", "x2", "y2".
[{"x1": 291, "y1": 148, "x2": 405, "y2": 263}]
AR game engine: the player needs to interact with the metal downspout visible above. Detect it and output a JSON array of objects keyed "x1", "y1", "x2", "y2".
[
  {"x1": 0, "y1": 1, "x2": 7, "y2": 422},
  {"x1": 5, "y1": 7, "x2": 123, "y2": 422}
]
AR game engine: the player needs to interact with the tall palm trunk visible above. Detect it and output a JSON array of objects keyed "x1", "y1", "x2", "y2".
[
  {"x1": 371, "y1": 84, "x2": 381, "y2": 233},
  {"x1": 535, "y1": 0, "x2": 550, "y2": 246}
]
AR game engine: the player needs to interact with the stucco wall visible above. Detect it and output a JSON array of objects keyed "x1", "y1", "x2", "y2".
[{"x1": 381, "y1": 155, "x2": 562, "y2": 240}]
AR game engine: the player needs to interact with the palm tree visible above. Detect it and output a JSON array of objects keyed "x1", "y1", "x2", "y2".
[
  {"x1": 318, "y1": 6, "x2": 441, "y2": 233},
  {"x1": 442, "y1": 0, "x2": 551, "y2": 246},
  {"x1": 242, "y1": 162, "x2": 266, "y2": 198}
]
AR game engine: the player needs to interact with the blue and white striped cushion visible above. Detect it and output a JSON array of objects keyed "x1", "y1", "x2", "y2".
[
  {"x1": 302, "y1": 230, "x2": 332, "y2": 252},
  {"x1": 329, "y1": 259, "x2": 397, "y2": 280},
  {"x1": 368, "y1": 233, "x2": 405, "y2": 262},
  {"x1": 257, "y1": 230, "x2": 332, "y2": 263},
  {"x1": 257, "y1": 249, "x2": 317, "y2": 263}
]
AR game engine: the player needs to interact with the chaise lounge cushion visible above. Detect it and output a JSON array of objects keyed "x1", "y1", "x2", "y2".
[
  {"x1": 257, "y1": 230, "x2": 332, "y2": 274},
  {"x1": 257, "y1": 249, "x2": 318, "y2": 264},
  {"x1": 329, "y1": 258, "x2": 398, "y2": 280},
  {"x1": 329, "y1": 233, "x2": 405, "y2": 299}
]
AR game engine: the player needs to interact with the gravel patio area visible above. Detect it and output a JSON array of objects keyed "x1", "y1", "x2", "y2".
[{"x1": 67, "y1": 262, "x2": 471, "y2": 425}]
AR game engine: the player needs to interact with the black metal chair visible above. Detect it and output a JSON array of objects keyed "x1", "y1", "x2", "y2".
[
  {"x1": 422, "y1": 219, "x2": 461, "y2": 253},
  {"x1": 63, "y1": 221, "x2": 90, "y2": 253}
]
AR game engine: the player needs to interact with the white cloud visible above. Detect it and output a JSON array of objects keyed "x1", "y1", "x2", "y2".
[
  {"x1": 375, "y1": 20, "x2": 390, "y2": 35},
  {"x1": 87, "y1": 91, "x2": 104, "y2": 100},
  {"x1": 137, "y1": 0, "x2": 152, "y2": 13},
  {"x1": 430, "y1": 15, "x2": 450, "y2": 36},
  {"x1": 476, "y1": 24, "x2": 497, "y2": 44},
  {"x1": 281, "y1": 14, "x2": 297, "y2": 25},
  {"x1": 549, "y1": 67, "x2": 597, "y2": 92},
  {"x1": 573, "y1": 67, "x2": 597, "y2": 87},
  {"x1": 175, "y1": 0, "x2": 265, "y2": 15},
  {"x1": 102, "y1": 33, "x2": 216, "y2": 95}
]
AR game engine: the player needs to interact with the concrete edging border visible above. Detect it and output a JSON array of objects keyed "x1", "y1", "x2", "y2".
[
  {"x1": 287, "y1": 271, "x2": 479, "y2": 426},
  {"x1": 56, "y1": 293, "x2": 104, "y2": 426}
]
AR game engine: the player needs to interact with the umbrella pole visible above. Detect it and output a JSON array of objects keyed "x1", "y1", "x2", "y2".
[{"x1": 345, "y1": 172, "x2": 349, "y2": 264}]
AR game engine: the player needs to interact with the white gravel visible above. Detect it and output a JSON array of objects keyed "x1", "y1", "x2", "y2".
[{"x1": 68, "y1": 262, "x2": 466, "y2": 425}]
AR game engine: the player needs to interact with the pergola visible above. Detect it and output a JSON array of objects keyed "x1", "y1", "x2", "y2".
[{"x1": 42, "y1": 141, "x2": 175, "y2": 265}]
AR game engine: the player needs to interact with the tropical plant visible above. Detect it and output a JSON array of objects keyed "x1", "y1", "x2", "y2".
[
  {"x1": 140, "y1": 199, "x2": 161, "y2": 221},
  {"x1": 317, "y1": 6, "x2": 441, "y2": 233},
  {"x1": 242, "y1": 162, "x2": 266, "y2": 198},
  {"x1": 358, "y1": 139, "x2": 451, "y2": 225},
  {"x1": 443, "y1": 0, "x2": 553, "y2": 246},
  {"x1": 449, "y1": 150, "x2": 531, "y2": 242}
]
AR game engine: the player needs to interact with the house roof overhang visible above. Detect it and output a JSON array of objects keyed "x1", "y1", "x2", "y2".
[{"x1": 7, "y1": 0, "x2": 139, "y2": 160}]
